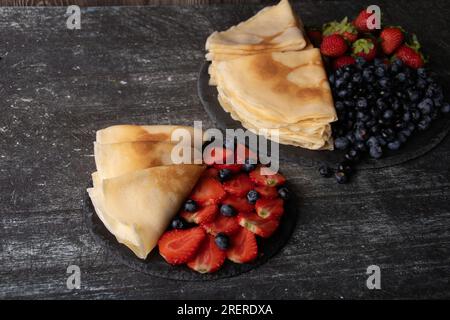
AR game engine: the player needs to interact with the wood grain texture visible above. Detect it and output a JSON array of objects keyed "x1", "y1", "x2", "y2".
[
  {"x1": 0, "y1": 1, "x2": 449, "y2": 299},
  {"x1": 0, "y1": 0, "x2": 270, "y2": 6}
]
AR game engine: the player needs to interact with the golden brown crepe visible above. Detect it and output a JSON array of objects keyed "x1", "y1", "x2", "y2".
[
  {"x1": 206, "y1": 0, "x2": 307, "y2": 54},
  {"x1": 88, "y1": 165, "x2": 205, "y2": 259},
  {"x1": 212, "y1": 49, "x2": 336, "y2": 150},
  {"x1": 94, "y1": 141, "x2": 198, "y2": 181},
  {"x1": 96, "y1": 124, "x2": 196, "y2": 145}
]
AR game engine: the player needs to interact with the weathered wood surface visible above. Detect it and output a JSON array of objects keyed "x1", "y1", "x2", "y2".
[
  {"x1": 0, "y1": 0, "x2": 268, "y2": 6},
  {"x1": 0, "y1": 1, "x2": 449, "y2": 299}
]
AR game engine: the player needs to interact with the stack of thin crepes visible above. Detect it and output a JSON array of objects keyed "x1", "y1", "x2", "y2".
[
  {"x1": 205, "y1": 0, "x2": 337, "y2": 150},
  {"x1": 87, "y1": 125, "x2": 205, "y2": 260}
]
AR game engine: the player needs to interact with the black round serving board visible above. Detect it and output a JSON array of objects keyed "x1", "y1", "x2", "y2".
[
  {"x1": 83, "y1": 184, "x2": 298, "y2": 281},
  {"x1": 198, "y1": 61, "x2": 450, "y2": 169}
]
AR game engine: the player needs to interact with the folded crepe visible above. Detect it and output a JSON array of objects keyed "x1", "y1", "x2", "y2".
[
  {"x1": 94, "y1": 141, "x2": 199, "y2": 181},
  {"x1": 206, "y1": 0, "x2": 307, "y2": 55},
  {"x1": 213, "y1": 49, "x2": 336, "y2": 150},
  {"x1": 88, "y1": 165, "x2": 205, "y2": 259},
  {"x1": 96, "y1": 124, "x2": 197, "y2": 145}
]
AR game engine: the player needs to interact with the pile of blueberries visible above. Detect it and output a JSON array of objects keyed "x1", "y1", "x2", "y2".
[{"x1": 321, "y1": 57, "x2": 450, "y2": 184}]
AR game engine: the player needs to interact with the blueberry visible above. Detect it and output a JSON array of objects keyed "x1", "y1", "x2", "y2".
[
  {"x1": 417, "y1": 78, "x2": 427, "y2": 89},
  {"x1": 411, "y1": 110, "x2": 422, "y2": 122},
  {"x1": 397, "y1": 132, "x2": 408, "y2": 144},
  {"x1": 215, "y1": 233, "x2": 230, "y2": 250},
  {"x1": 407, "y1": 89, "x2": 420, "y2": 102},
  {"x1": 375, "y1": 66, "x2": 385, "y2": 77},
  {"x1": 376, "y1": 98, "x2": 387, "y2": 110},
  {"x1": 383, "y1": 109, "x2": 394, "y2": 119},
  {"x1": 378, "y1": 78, "x2": 390, "y2": 88},
  {"x1": 395, "y1": 73, "x2": 406, "y2": 82},
  {"x1": 418, "y1": 118, "x2": 431, "y2": 131},
  {"x1": 246, "y1": 190, "x2": 259, "y2": 204},
  {"x1": 335, "y1": 101, "x2": 345, "y2": 111},
  {"x1": 337, "y1": 161, "x2": 353, "y2": 174},
  {"x1": 337, "y1": 89, "x2": 349, "y2": 98},
  {"x1": 417, "y1": 68, "x2": 427, "y2": 78},
  {"x1": 345, "y1": 149, "x2": 360, "y2": 162},
  {"x1": 278, "y1": 187, "x2": 290, "y2": 200},
  {"x1": 334, "y1": 137, "x2": 350, "y2": 150},
  {"x1": 219, "y1": 168, "x2": 233, "y2": 181},
  {"x1": 184, "y1": 199, "x2": 198, "y2": 212},
  {"x1": 335, "y1": 78, "x2": 346, "y2": 88},
  {"x1": 370, "y1": 125, "x2": 380, "y2": 134},
  {"x1": 328, "y1": 74, "x2": 335, "y2": 84},
  {"x1": 387, "y1": 140, "x2": 401, "y2": 151},
  {"x1": 355, "y1": 57, "x2": 366, "y2": 66},
  {"x1": 441, "y1": 102, "x2": 450, "y2": 114},
  {"x1": 355, "y1": 128, "x2": 368, "y2": 141},
  {"x1": 367, "y1": 136, "x2": 378, "y2": 147},
  {"x1": 242, "y1": 158, "x2": 257, "y2": 172},
  {"x1": 403, "y1": 111, "x2": 411, "y2": 122},
  {"x1": 335, "y1": 171, "x2": 348, "y2": 184},
  {"x1": 362, "y1": 69, "x2": 373, "y2": 80},
  {"x1": 220, "y1": 204, "x2": 236, "y2": 217},
  {"x1": 369, "y1": 145, "x2": 383, "y2": 159},
  {"x1": 356, "y1": 97, "x2": 368, "y2": 109},
  {"x1": 171, "y1": 217, "x2": 185, "y2": 229},
  {"x1": 319, "y1": 164, "x2": 333, "y2": 178},
  {"x1": 417, "y1": 98, "x2": 433, "y2": 114},
  {"x1": 354, "y1": 141, "x2": 367, "y2": 152},
  {"x1": 352, "y1": 73, "x2": 362, "y2": 83}
]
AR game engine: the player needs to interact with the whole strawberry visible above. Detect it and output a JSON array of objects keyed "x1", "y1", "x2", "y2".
[
  {"x1": 352, "y1": 38, "x2": 377, "y2": 61},
  {"x1": 394, "y1": 45, "x2": 424, "y2": 69},
  {"x1": 323, "y1": 17, "x2": 358, "y2": 43},
  {"x1": 306, "y1": 28, "x2": 323, "y2": 47},
  {"x1": 353, "y1": 9, "x2": 375, "y2": 33},
  {"x1": 332, "y1": 56, "x2": 356, "y2": 70},
  {"x1": 320, "y1": 34, "x2": 348, "y2": 57},
  {"x1": 380, "y1": 27, "x2": 404, "y2": 55}
]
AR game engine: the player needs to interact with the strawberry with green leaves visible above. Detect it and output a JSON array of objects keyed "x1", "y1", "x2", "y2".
[
  {"x1": 323, "y1": 17, "x2": 358, "y2": 43},
  {"x1": 394, "y1": 35, "x2": 424, "y2": 69},
  {"x1": 352, "y1": 38, "x2": 377, "y2": 61}
]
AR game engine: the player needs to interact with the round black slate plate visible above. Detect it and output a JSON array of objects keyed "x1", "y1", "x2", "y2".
[
  {"x1": 198, "y1": 61, "x2": 450, "y2": 169},
  {"x1": 83, "y1": 183, "x2": 298, "y2": 281}
]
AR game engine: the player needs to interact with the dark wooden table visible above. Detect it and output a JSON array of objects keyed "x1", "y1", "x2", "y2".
[{"x1": 1, "y1": 1, "x2": 449, "y2": 299}]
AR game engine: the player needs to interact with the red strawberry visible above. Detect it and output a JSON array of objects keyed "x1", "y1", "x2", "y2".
[
  {"x1": 394, "y1": 45, "x2": 424, "y2": 69},
  {"x1": 249, "y1": 166, "x2": 286, "y2": 187},
  {"x1": 306, "y1": 29, "x2": 323, "y2": 47},
  {"x1": 332, "y1": 55, "x2": 356, "y2": 70},
  {"x1": 226, "y1": 228, "x2": 258, "y2": 263},
  {"x1": 238, "y1": 212, "x2": 280, "y2": 238},
  {"x1": 187, "y1": 234, "x2": 226, "y2": 273},
  {"x1": 254, "y1": 186, "x2": 278, "y2": 199},
  {"x1": 352, "y1": 38, "x2": 377, "y2": 61},
  {"x1": 380, "y1": 27, "x2": 404, "y2": 55},
  {"x1": 353, "y1": 9, "x2": 375, "y2": 33},
  {"x1": 201, "y1": 167, "x2": 219, "y2": 180},
  {"x1": 255, "y1": 198, "x2": 284, "y2": 220},
  {"x1": 223, "y1": 173, "x2": 254, "y2": 197},
  {"x1": 203, "y1": 146, "x2": 233, "y2": 165},
  {"x1": 323, "y1": 17, "x2": 358, "y2": 43},
  {"x1": 320, "y1": 34, "x2": 348, "y2": 57},
  {"x1": 191, "y1": 177, "x2": 226, "y2": 205},
  {"x1": 202, "y1": 215, "x2": 241, "y2": 236},
  {"x1": 222, "y1": 194, "x2": 254, "y2": 213},
  {"x1": 158, "y1": 227, "x2": 206, "y2": 265},
  {"x1": 180, "y1": 205, "x2": 218, "y2": 224}
]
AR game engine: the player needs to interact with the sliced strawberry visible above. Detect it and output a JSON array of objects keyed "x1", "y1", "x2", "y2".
[
  {"x1": 235, "y1": 143, "x2": 258, "y2": 164},
  {"x1": 180, "y1": 205, "x2": 218, "y2": 224},
  {"x1": 187, "y1": 234, "x2": 226, "y2": 273},
  {"x1": 221, "y1": 194, "x2": 254, "y2": 213},
  {"x1": 227, "y1": 228, "x2": 258, "y2": 263},
  {"x1": 238, "y1": 212, "x2": 280, "y2": 238},
  {"x1": 158, "y1": 227, "x2": 206, "y2": 265},
  {"x1": 255, "y1": 198, "x2": 284, "y2": 220},
  {"x1": 254, "y1": 186, "x2": 278, "y2": 199},
  {"x1": 203, "y1": 146, "x2": 233, "y2": 165},
  {"x1": 191, "y1": 177, "x2": 226, "y2": 205},
  {"x1": 202, "y1": 215, "x2": 241, "y2": 236},
  {"x1": 214, "y1": 163, "x2": 243, "y2": 173},
  {"x1": 249, "y1": 166, "x2": 286, "y2": 187},
  {"x1": 223, "y1": 173, "x2": 254, "y2": 196},
  {"x1": 201, "y1": 167, "x2": 219, "y2": 180}
]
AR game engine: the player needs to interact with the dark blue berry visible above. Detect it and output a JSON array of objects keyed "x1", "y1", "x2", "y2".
[
  {"x1": 242, "y1": 158, "x2": 257, "y2": 172},
  {"x1": 335, "y1": 171, "x2": 348, "y2": 184},
  {"x1": 246, "y1": 190, "x2": 259, "y2": 204},
  {"x1": 383, "y1": 109, "x2": 394, "y2": 119},
  {"x1": 369, "y1": 145, "x2": 383, "y2": 159},
  {"x1": 184, "y1": 199, "x2": 198, "y2": 212},
  {"x1": 220, "y1": 204, "x2": 236, "y2": 217},
  {"x1": 356, "y1": 97, "x2": 368, "y2": 109},
  {"x1": 278, "y1": 187, "x2": 290, "y2": 200},
  {"x1": 441, "y1": 102, "x2": 450, "y2": 114},
  {"x1": 334, "y1": 137, "x2": 350, "y2": 150},
  {"x1": 215, "y1": 233, "x2": 230, "y2": 250},
  {"x1": 319, "y1": 165, "x2": 333, "y2": 178},
  {"x1": 387, "y1": 140, "x2": 401, "y2": 151},
  {"x1": 219, "y1": 168, "x2": 233, "y2": 181},
  {"x1": 171, "y1": 217, "x2": 185, "y2": 229}
]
